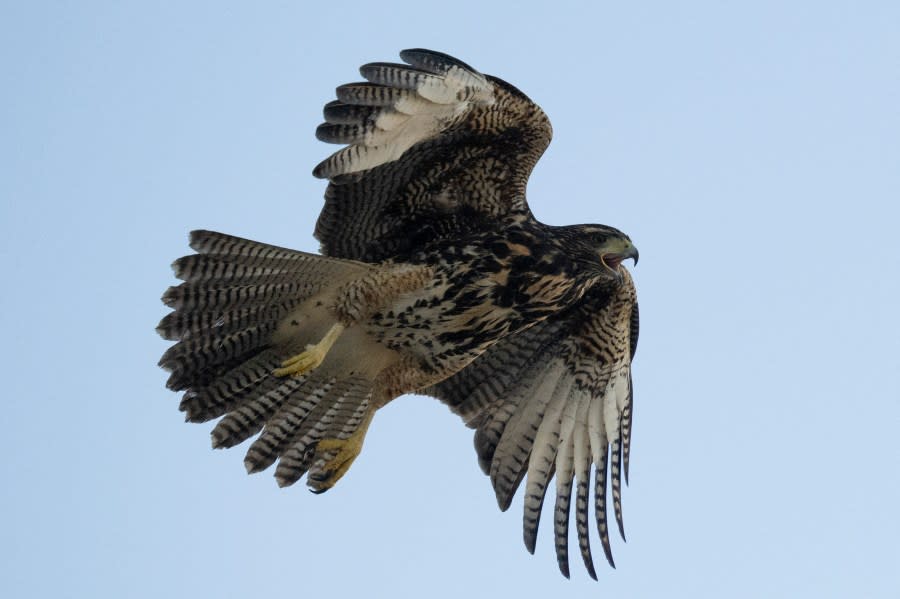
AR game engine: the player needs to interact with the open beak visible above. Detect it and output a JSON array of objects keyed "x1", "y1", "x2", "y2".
[{"x1": 600, "y1": 239, "x2": 639, "y2": 271}]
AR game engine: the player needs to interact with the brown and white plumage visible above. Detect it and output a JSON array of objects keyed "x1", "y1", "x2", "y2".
[
  {"x1": 158, "y1": 49, "x2": 640, "y2": 578},
  {"x1": 428, "y1": 273, "x2": 638, "y2": 578},
  {"x1": 313, "y1": 49, "x2": 551, "y2": 262}
]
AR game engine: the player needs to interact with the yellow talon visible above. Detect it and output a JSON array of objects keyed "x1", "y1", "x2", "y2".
[
  {"x1": 273, "y1": 323, "x2": 345, "y2": 378},
  {"x1": 307, "y1": 410, "x2": 374, "y2": 492}
]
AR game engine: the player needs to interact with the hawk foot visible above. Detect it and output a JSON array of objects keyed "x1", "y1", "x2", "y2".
[
  {"x1": 273, "y1": 323, "x2": 345, "y2": 378},
  {"x1": 307, "y1": 411, "x2": 373, "y2": 493}
]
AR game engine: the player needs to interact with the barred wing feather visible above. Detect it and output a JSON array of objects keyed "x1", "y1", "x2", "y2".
[
  {"x1": 427, "y1": 271, "x2": 639, "y2": 578},
  {"x1": 313, "y1": 49, "x2": 553, "y2": 262}
]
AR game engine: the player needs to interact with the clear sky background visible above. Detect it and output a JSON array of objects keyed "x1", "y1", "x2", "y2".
[{"x1": 2, "y1": 2, "x2": 898, "y2": 598}]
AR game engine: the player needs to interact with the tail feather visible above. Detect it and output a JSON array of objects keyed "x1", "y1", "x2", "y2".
[
  {"x1": 210, "y1": 375, "x2": 306, "y2": 449},
  {"x1": 178, "y1": 350, "x2": 281, "y2": 422},
  {"x1": 172, "y1": 251, "x2": 361, "y2": 283},
  {"x1": 273, "y1": 446, "x2": 317, "y2": 488},
  {"x1": 172, "y1": 254, "x2": 308, "y2": 283},
  {"x1": 157, "y1": 302, "x2": 298, "y2": 341},
  {"x1": 321, "y1": 379, "x2": 372, "y2": 441},
  {"x1": 189, "y1": 230, "x2": 336, "y2": 263},
  {"x1": 183, "y1": 230, "x2": 367, "y2": 274},
  {"x1": 159, "y1": 324, "x2": 276, "y2": 388},
  {"x1": 158, "y1": 229, "x2": 366, "y2": 391},
  {"x1": 241, "y1": 375, "x2": 374, "y2": 486},
  {"x1": 158, "y1": 230, "x2": 381, "y2": 490},
  {"x1": 161, "y1": 280, "x2": 315, "y2": 312},
  {"x1": 303, "y1": 383, "x2": 372, "y2": 485},
  {"x1": 244, "y1": 376, "x2": 338, "y2": 474}
]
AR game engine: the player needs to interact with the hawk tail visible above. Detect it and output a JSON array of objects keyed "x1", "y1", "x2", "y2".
[
  {"x1": 157, "y1": 230, "x2": 377, "y2": 490},
  {"x1": 157, "y1": 229, "x2": 367, "y2": 396}
]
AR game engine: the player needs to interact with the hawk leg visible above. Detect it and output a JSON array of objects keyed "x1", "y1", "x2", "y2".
[
  {"x1": 273, "y1": 323, "x2": 345, "y2": 378},
  {"x1": 307, "y1": 407, "x2": 375, "y2": 493}
]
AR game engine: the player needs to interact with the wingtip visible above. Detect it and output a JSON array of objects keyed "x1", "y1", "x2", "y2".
[
  {"x1": 494, "y1": 487, "x2": 515, "y2": 512},
  {"x1": 311, "y1": 160, "x2": 328, "y2": 179},
  {"x1": 398, "y1": 48, "x2": 479, "y2": 74},
  {"x1": 600, "y1": 535, "x2": 617, "y2": 569},
  {"x1": 617, "y1": 519, "x2": 627, "y2": 543},
  {"x1": 580, "y1": 539, "x2": 598, "y2": 580},
  {"x1": 578, "y1": 523, "x2": 599, "y2": 577},
  {"x1": 523, "y1": 528, "x2": 538, "y2": 555}
]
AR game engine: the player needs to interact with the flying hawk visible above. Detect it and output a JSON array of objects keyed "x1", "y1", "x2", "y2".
[{"x1": 158, "y1": 49, "x2": 640, "y2": 579}]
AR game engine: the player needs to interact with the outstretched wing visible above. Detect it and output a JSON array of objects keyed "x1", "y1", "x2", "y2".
[
  {"x1": 426, "y1": 271, "x2": 639, "y2": 580},
  {"x1": 313, "y1": 49, "x2": 552, "y2": 262}
]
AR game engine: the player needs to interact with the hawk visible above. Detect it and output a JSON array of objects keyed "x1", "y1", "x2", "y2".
[{"x1": 158, "y1": 49, "x2": 640, "y2": 579}]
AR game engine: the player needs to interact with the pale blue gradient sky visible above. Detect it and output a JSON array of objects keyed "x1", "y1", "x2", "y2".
[{"x1": 2, "y1": 2, "x2": 899, "y2": 598}]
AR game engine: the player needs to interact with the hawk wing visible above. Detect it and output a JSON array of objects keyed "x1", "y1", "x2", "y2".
[
  {"x1": 312, "y1": 49, "x2": 639, "y2": 578},
  {"x1": 312, "y1": 49, "x2": 552, "y2": 262},
  {"x1": 426, "y1": 271, "x2": 639, "y2": 580}
]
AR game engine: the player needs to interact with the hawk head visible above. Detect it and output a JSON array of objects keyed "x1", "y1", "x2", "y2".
[{"x1": 559, "y1": 224, "x2": 639, "y2": 282}]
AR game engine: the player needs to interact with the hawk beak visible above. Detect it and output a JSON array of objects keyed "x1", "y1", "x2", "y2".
[
  {"x1": 625, "y1": 244, "x2": 639, "y2": 266},
  {"x1": 600, "y1": 238, "x2": 639, "y2": 268},
  {"x1": 599, "y1": 239, "x2": 638, "y2": 283}
]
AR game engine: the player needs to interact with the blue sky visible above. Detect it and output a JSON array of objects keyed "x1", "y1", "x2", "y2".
[{"x1": 2, "y1": 2, "x2": 898, "y2": 597}]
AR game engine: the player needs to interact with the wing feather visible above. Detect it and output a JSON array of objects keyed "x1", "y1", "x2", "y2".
[
  {"x1": 594, "y1": 442, "x2": 615, "y2": 568},
  {"x1": 429, "y1": 271, "x2": 639, "y2": 576},
  {"x1": 572, "y1": 389, "x2": 598, "y2": 580},
  {"x1": 552, "y1": 390, "x2": 578, "y2": 578},
  {"x1": 488, "y1": 360, "x2": 566, "y2": 510},
  {"x1": 313, "y1": 49, "x2": 552, "y2": 262},
  {"x1": 522, "y1": 375, "x2": 571, "y2": 554}
]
